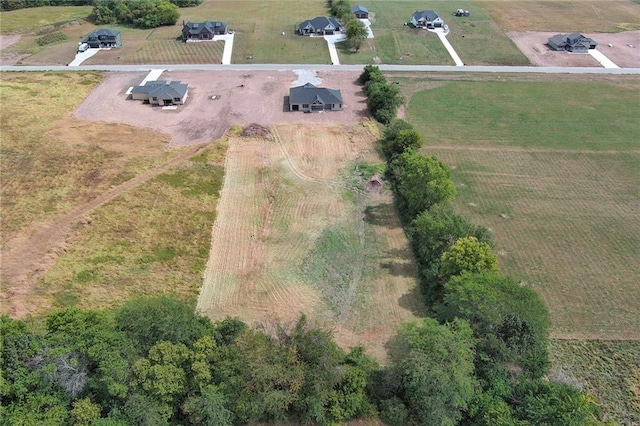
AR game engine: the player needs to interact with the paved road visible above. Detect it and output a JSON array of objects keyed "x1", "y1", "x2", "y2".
[{"x1": 1, "y1": 64, "x2": 640, "y2": 74}]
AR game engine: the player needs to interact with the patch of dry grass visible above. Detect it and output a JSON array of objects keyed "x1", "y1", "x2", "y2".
[
  {"x1": 0, "y1": 72, "x2": 172, "y2": 244},
  {"x1": 38, "y1": 144, "x2": 227, "y2": 314},
  {"x1": 479, "y1": 0, "x2": 640, "y2": 33}
]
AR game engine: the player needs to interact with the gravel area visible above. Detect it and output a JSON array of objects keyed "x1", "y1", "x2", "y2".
[{"x1": 74, "y1": 70, "x2": 369, "y2": 147}]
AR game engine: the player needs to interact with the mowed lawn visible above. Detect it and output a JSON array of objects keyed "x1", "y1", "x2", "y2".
[
  {"x1": 338, "y1": 1, "x2": 529, "y2": 65},
  {"x1": 479, "y1": 0, "x2": 640, "y2": 32},
  {"x1": 405, "y1": 78, "x2": 640, "y2": 340}
]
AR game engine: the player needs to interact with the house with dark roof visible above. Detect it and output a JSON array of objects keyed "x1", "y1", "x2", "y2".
[
  {"x1": 289, "y1": 83, "x2": 342, "y2": 112},
  {"x1": 547, "y1": 33, "x2": 597, "y2": 53},
  {"x1": 130, "y1": 80, "x2": 189, "y2": 106},
  {"x1": 182, "y1": 21, "x2": 227, "y2": 41},
  {"x1": 351, "y1": 5, "x2": 369, "y2": 19},
  {"x1": 296, "y1": 17, "x2": 343, "y2": 36},
  {"x1": 81, "y1": 29, "x2": 121, "y2": 48},
  {"x1": 411, "y1": 10, "x2": 444, "y2": 29}
]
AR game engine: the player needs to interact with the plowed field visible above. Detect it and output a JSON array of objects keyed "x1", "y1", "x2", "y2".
[{"x1": 197, "y1": 123, "x2": 425, "y2": 361}]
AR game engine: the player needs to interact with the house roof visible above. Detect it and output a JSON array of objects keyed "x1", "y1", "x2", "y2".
[
  {"x1": 297, "y1": 17, "x2": 342, "y2": 31},
  {"x1": 131, "y1": 80, "x2": 188, "y2": 99},
  {"x1": 548, "y1": 33, "x2": 596, "y2": 47},
  {"x1": 183, "y1": 21, "x2": 227, "y2": 34},
  {"x1": 289, "y1": 83, "x2": 342, "y2": 105},
  {"x1": 351, "y1": 5, "x2": 368, "y2": 13},
  {"x1": 87, "y1": 28, "x2": 120, "y2": 37},
  {"x1": 412, "y1": 10, "x2": 440, "y2": 21}
]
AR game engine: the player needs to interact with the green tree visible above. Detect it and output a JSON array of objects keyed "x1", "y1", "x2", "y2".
[
  {"x1": 511, "y1": 380, "x2": 602, "y2": 425},
  {"x1": 380, "y1": 119, "x2": 423, "y2": 159},
  {"x1": 437, "y1": 272, "x2": 551, "y2": 381},
  {"x1": 123, "y1": 393, "x2": 172, "y2": 426},
  {"x1": 115, "y1": 296, "x2": 214, "y2": 355},
  {"x1": 390, "y1": 151, "x2": 455, "y2": 222},
  {"x1": 366, "y1": 81, "x2": 403, "y2": 124},
  {"x1": 359, "y1": 64, "x2": 384, "y2": 85},
  {"x1": 398, "y1": 318, "x2": 478, "y2": 425},
  {"x1": 71, "y1": 398, "x2": 101, "y2": 425},
  {"x1": 345, "y1": 18, "x2": 368, "y2": 52},
  {"x1": 440, "y1": 236, "x2": 498, "y2": 282},
  {"x1": 182, "y1": 385, "x2": 233, "y2": 426}
]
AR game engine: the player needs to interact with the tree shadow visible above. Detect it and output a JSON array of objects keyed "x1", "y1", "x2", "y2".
[
  {"x1": 379, "y1": 247, "x2": 416, "y2": 278},
  {"x1": 363, "y1": 202, "x2": 401, "y2": 229}
]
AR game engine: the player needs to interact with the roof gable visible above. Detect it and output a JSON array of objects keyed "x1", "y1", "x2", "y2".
[{"x1": 351, "y1": 5, "x2": 368, "y2": 13}]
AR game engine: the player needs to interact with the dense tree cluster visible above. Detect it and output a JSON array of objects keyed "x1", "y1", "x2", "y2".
[
  {"x1": 1, "y1": 298, "x2": 375, "y2": 425},
  {"x1": 358, "y1": 66, "x2": 606, "y2": 425},
  {"x1": 91, "y1": 0, "x2": 181, "y2": 29},
  {"x1": 326, "y1": 0, "x2": 367, "y2": 52},
  {"x1": 359, "y1": 65, "x2": 403, "y2": 124}
]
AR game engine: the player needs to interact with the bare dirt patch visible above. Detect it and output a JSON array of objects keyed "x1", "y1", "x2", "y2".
[
  {"x1": 74, "y1": 70, "x2": 369, "y2": 147},
  {"x1": 197, "y1": 124, "x2": 424, "y2": 362},
  {"x1": 509, "y1": 30, "x2": 640, "y2": 68}
]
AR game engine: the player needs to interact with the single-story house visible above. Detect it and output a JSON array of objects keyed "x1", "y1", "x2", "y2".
[
  {"x1": 81, "y1": 29, "x2": 121, "y2": 48},
  {"x1": 547, "y1": 33, "x2": 597, "y2": 52},
  {"x1": 289, "y1": 83, "x2": 342, "y2": 112},
  {"x1": 296, "y1": 17, "x2": 343, "y2": 36},
  {"x1": 411, "y1": 10, "x2": 444, "y2": 29},
  {"x1": 131, "y1": 80, "x2": 189, "y2": 106},
  {"x1": 351, "y1": 5, "x2": 369, "y2": 19},
  {"x1": 182, "y1": 21, "x2": 227, "y2": 41}
]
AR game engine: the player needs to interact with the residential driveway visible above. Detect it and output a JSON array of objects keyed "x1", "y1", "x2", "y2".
[
  {"x1": 430, "y1": 28, "x2": 464, "y2": 66},
  {"x1": 324, "y1": 34, "x2": 346, "y2": 65},
  {"x1": 68, "y1": 48, "x2": 100, "y2": 66},
  {"x1": 213, "y1": 33, "x2": 235, "y2": 65},
  {"x1": 589, "y1": 49, "x2": 620, "y2": 68},
  {"x1": 359, "y1": 19, "x2": 374, "y2": 38}
]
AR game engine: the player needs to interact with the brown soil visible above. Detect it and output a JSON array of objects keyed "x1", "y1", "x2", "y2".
[
  {"x1": 508, "y1": 30, "x2": 640, "y2": 68},
  {"x1": 74, "y1": 70, "x2": 369, "y2": 147},
  {"x1": 0, "y1": 34, "x2": 29, "y2": 65}
]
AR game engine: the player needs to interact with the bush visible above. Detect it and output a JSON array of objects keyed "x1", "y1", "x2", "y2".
[{"x1": 35, "y1": 31, "x2": 69, "y2": 46}]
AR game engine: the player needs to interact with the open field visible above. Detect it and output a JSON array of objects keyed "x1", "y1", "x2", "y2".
[
  {"x1": 479, "y1": 0, "x2": 640, "y2": 33},
  {"x1": 550, "y1": 339, "x2": 640, "y2": 424},
  {"x1": 407, "y1": 79, "x2": 640, "y2": 151},
  {"x1": 0, "y1": 5, "x2": 92, "y2": 34},
  {"x1": 404, "y1": 78, "x2": 640, "y2": 339},
  {"x1": 196, "y1": 123, "x2": 426, "y2": 362}
]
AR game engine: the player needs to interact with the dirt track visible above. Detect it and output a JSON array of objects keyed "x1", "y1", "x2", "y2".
[{"x1": 74, "y1": 70, "x2": 369, "y2": 147}]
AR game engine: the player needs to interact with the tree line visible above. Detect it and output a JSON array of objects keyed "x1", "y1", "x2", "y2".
[{"x1": 1, "y1": 0, "x2": 92, "y2": 11}]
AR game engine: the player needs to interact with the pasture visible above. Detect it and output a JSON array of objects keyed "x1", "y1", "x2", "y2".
[
  {"x1": 196, "y1": 123, "x2": 426, "y2": 362},
  {"x1": 338, "y1": 1, "x2": 529, "y2": 65},
  {"x1": 479, "y1": 0, "x2": 640, "y2": 33}
]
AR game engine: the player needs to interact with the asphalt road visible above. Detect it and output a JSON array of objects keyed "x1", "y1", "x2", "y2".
[{"x1": 2, "y1": 64, "x2": 640, "y2": 74}]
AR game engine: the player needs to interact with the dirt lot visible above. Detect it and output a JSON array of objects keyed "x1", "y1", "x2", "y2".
[
  {"x1": 75, "y1": 70, "x2": 369, "y2": 147},
  {"x1": 509, "y1": 30, "x2": 640, "y2": 68}
]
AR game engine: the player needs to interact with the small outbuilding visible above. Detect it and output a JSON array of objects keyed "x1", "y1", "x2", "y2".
[
  {"x1": 289, "y1": 83, "x2": 342, "y2": 112},
  {"x1": 296, "y1": 17, "x2": 343, "y2": 36},
  {"x1": 131, "y1": 80, "x2": 189, "y2": 106},
  {"x1": 411, "y1": 10, "x2": 444, "y2": 29},
  {"x1": 81, "y1": 28, "x2": 121, "y2": 48},
  {"x1": 351, "y1": 5, "x2": 369, "y2": 19},
  {"x1": 547, "y1": 33, "x2": 597, "y2": 52},
  {"x1": 182, "y1": 21, "x2": 228, "y2": 41}
]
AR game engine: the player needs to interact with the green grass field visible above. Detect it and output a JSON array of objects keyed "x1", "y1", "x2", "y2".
[
  {"x1": 404, "y1": 75, "x2": 640, "y2": 421},
  {"x1": 407, "y1": 80, "x2": 640, "y2": 151},
  {"x1": 0, "y1": 5, "x2": 92, "y2": 34},
  {"x1": 337, "y1": 1, "x2": 529, "y2": 65}
]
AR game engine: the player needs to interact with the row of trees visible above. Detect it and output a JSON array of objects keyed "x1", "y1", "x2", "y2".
[
  {"x1": 90, "y1": 0, "x2": 180, "y2": 29},
  {"x1": 359, "y1": 65, "x2": 403, "y2": 124},
  {"x1": 359, "y1": 66, "x2": 606, "y2": 425}
]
